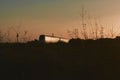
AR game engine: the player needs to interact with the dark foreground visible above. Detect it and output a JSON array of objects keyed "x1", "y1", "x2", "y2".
[{"x1": 0, "y1": 39, "x2": 120, "y2": 80}]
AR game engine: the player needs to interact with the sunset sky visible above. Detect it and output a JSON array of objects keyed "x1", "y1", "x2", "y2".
[{"x1": 0, "y1": 0, "x2": 120, "y2": 42}]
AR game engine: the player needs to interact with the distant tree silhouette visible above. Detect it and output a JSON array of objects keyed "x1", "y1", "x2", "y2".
[
  {"x1": 0, "y1": 30, "x2": 3, "y2": 42},
  {"x1": 80, "y1": 6, "x2": 88, "y2": 39},
  {"x1": 16, "y1": 33, "x2": 19, "y2": 43},
  {"x1": 11, "y1": 24, "x2": 21, "y2": 43},
  {"x1": 67, "y1": 28, "x2": 79, "y2": 39},
  {"x1": 23, "y1": 30, "x2": 28, "y2": 43}
]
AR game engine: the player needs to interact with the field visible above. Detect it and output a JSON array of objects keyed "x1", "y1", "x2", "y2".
[{"x1": 0, "y1": 39, "x2": 120, "y2": 80}]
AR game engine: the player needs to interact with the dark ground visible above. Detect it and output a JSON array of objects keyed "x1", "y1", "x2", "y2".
[{"x1": 0, "y1": 39, "x2": 120, "y2": 80}]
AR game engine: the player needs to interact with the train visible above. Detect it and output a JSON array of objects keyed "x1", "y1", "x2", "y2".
[{"x1": 39, "y1": 35, "x2": 69, "y2": 43}]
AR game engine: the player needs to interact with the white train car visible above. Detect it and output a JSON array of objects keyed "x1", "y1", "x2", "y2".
[{"x1": 39, "y1": 35, "x2": 69, "y2": 43}]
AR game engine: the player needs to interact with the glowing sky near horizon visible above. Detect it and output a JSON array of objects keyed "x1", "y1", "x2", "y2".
[{"x1": 0, "y1": 0, "x2": 120, "y2": 42}]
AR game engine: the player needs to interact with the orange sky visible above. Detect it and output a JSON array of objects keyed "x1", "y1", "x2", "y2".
[{"x1": 0, "y1": 0, "x2": 120, "y2": 42}]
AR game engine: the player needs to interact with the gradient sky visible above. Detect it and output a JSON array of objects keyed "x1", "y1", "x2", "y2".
[{"x1": 0, "y1": 0, "x2": 120, "y2": 42}]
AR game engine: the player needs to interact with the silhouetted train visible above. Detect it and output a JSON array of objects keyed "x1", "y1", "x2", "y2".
[{"x1": 39, "y1": 35, "x2": 69, "y2": 43}]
